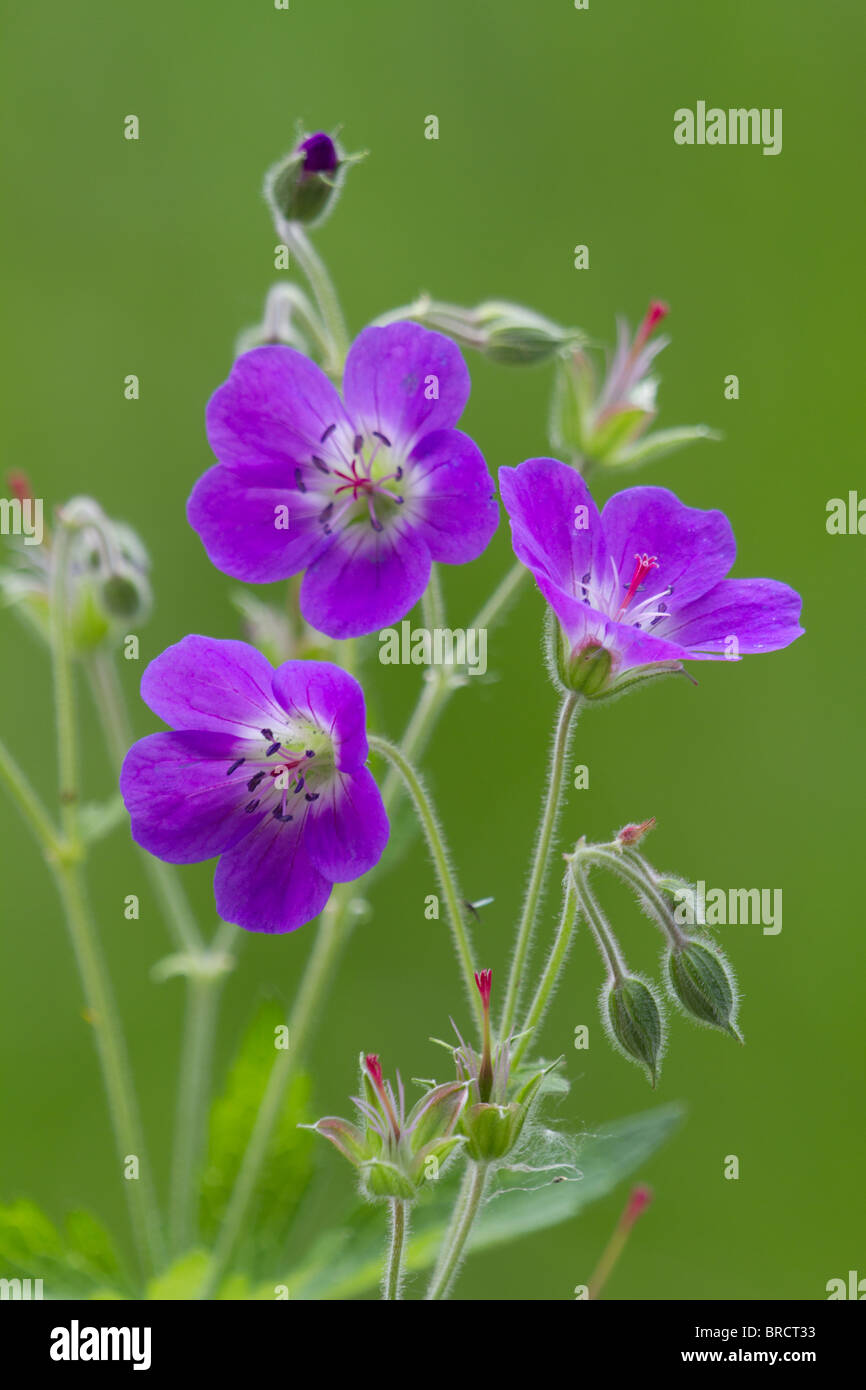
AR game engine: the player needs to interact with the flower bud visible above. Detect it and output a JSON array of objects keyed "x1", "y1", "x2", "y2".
[
  {"x1": 603, "y1": 975, "x2": 666, "y2": 1086},
  {"x1": 264, "y1": 130, "x2": 361, "y2": 229},
  {"x1": 665, "y1": 938, "x2": 742, "y2": 1040},
  {"x1": 408, "y1": 299, "x2": 584, "y2": 367},
  {"x1": 462, "y1": 1101, "x2": 523, "y2": 1162}
]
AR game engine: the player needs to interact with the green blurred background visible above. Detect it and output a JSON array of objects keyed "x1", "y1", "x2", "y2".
[{"x1": 2, "y1": 0, "x2": 864, "y2": 1299}]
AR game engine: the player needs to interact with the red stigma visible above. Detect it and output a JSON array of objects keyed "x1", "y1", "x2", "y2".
[
  {"x1": 474, "y1": 969, "x2": 493, "y2": 1011},
  {"x1": 617, "y1": 552, "x2": 659, "y2": 618},
  {"x1": 617, "y1": 817, "x2": 656, "y2": 846}
]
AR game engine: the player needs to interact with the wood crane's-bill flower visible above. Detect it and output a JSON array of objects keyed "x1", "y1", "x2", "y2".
[
  {"x1": 120, "y1": 636, "x2": 388, "y2": 933},
  {"x1": 188, "y1": 323, "x2": 498, "y2": 639}
]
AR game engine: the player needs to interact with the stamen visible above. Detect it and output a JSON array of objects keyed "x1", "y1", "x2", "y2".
[
  {"x1": 261, "y1": 728, "x2": 274, "y2": 741},
  {"x1": 247, "y1": 771, "x2": 266, "y2": 792},
  {"x1": 226, "y1": 758, "x2": 245, "y2": 776},
  {"x1": 271, "y1": 808, "x2": 293, "y2": 822},
  {"x1": 245, "y1": 799, "x2": 260, "y2": 813},
  {"x1": 311, "y1": 455, "x2": 330, "y2": 473},
  {"x1": 294, "y1": 467, "x2": 307, "y2": 493},
  {"x1": 320, "y1": 423, "x2": 336, "y2": 443},
  {"x1": 305, "y1": 749, "x2": 315, "y2": 758},
  {"x1": 265, "y1": 741, "x2": 281, "y2": 756},
  {"x1": 353, "y1": 433, "x2": 363, "y2": 455},
  {"x1": 373, "y1": 430, "x2": 391, "y2": 446},
  {"x1": 304, "y1": 792, "x2": 319, "y2": 802}
]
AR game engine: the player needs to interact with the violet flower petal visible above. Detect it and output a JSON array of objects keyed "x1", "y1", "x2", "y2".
[
  {"x1": 342, "y1": 322, "x2": 470, "y2": 452},
  {"x1": 140, "y1": 635, "x2": 287, "y2": 737},
  {"x1": 405, "y1": 428, "x2": 499, "y2": 563}
]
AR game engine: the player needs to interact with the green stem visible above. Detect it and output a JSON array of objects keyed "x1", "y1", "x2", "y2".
[
  {"x1": 281, "y1": 222, "x2": 350, "y2": 373},
  {"x1": 585, "y1": 847, "x2": 688, "y2": 949},
  {"x1": 0, "y1": 734, "x2": 62, "y2": 855},
  {"x1": 168, "y1": 975, "x2": 223, "y2": 1254},
  {"x1": 368, "y1": 734, "x2": 481, "y2": 1027},
  {"x1": 425, "y1": 1161, "x2": 488, "y2": 1300},
  {"x1": 511, "y1": 875, "x2": 579, "y2": 1069},
  {"x1": 86, "y1": 652, "x2": 203, "y2": 955},
  {"x1": 52, "y1": 859, "x2": 165, "y2": 1277},
  {"x1": 500, "y1": 691, "x2": 581, "y2": 1038},
  {"x1": 421, "y1": 562, "x2": 445, "y2": 633},
  {"x1": 468, "y1": 560, "x2": 527, "y2": 634},
  {"x1": 383, "y1": 1200, "x2": 409, "y2": 1300},
  {"x1": 196, "y1": 893, "x2": 347, "y2": 1298},
  {"x1": 571, "y1": 866, "x2": 628, "y2": 982},
  {"x1": 48, "y1": 528, "x2": 164, "y2": 1278}
]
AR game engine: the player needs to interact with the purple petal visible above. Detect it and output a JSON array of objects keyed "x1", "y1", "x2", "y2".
[
  {"x1": 120, "y1": 731, "x2": 261, "y2": 864},
  {"x1": 499, "y1": 458, "x2": 604, "y2": 595},
  {"x1": 214, "y1": 809, "x2": 332, "y2": 934},
  {"x1": 405, "y1": 429, "x2": 498, "y2": 563},
  {"x1": 601, "y1": 487, "x2": 736, "y2": 608},
  {"x1": 187, "y1": 465, "x2": 331, "y2": 583},
  {"x1": 299, "y1": 519, "x2": 431, "y2": 639},
  {"x1": 206, "y1": 345, "x2": 351, "y2": 480},
  {"x1": 661, "y1": 577, "x2": 804, "y2": 656},
  {"x1": 271, "y1": 660, "x2": 371, "y2": 772},
  {"x1": 342, "y1": 323, "x2": 470, "y2": 452},
  {"x1": 535, "y1": 577, "x2": 691, "y2": 673},
  {"x1": 140, "y1": 635, "x2": 284, "y2": 736},
  {"x1": 304, "y1": 767, "x2": 389, "y2": 881}
]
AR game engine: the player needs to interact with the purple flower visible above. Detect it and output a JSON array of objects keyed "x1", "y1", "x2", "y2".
[
  {"x1": 499, "y1": 457, "x2": 803, "y2": 694},
  {"x1": 119, "y1": 636, "x2": 389, "y2": 934},
  {"x1": 187, "y1": 323, "x2": 499, "y2": 639}
]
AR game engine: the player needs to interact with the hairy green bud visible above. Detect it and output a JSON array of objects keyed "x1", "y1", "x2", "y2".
[
  {"x1": 603, "y1": 975, "x2": 666, "y2": 1086},
  {"x1": 665, "y1": 939, "x2": 742, "y2": 1040}
]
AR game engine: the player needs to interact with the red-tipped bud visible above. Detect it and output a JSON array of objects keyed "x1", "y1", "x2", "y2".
[
  {"x1": 474, "y1": 968, "x2": 493, "y2": 1011},
  {"x1": 617, "y1": 817, "x2": 656, "y2": 846},
  {"x1": 634, "y1": 300, "x2": 669, "y2": 350},
  {"x1": 7, "y1": 471, "x2": 34, "y2": 504},
  {"x1": 364, "y1": 1053, "x2": 383, "y2": 1089},
  {"x1": 622, "y1": 1183, "x2": 653, "y2": 1231}
]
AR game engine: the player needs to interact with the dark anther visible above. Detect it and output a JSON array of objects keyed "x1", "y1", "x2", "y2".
[
  {"x1": 370, "y1": 516, "x2": 383, "y2": 532},
  {"x1": 319, "y1": 502, "x2": 334, "y2": 523},
  {"x1": 311, "y1": 455, "x2": 330, "y2": 473},
  {"x1": 247, "y1": 771, "x2": 266, "y2": 792},
  {"x1": 373, "y1": 431, "x2": 391, "y2": 446},
  {"x1": 266, "y1": 741, "x2": 281, "y2": 756},
  {"x1": 294, "y1": 468, "x2": 307, "y2": 493},
  {"x1": 393, "y1": 495, "x2": 404, "y2": 505},
  {"x1": 320, "y1": 423, "x2": 336, "y2": 443},
  {"x1": 261, "y1": 728, "x2": 274, "y2": 740},
  {"x1": 245, "y1": 798, "x2": 260, "y2": 813},
  {"x1": 226, "y1": 758, "x2": 245, "y2": 776},
  {"x1": 353, "y1": 433, "x2": 363, "y2": 455},
  {"x1": 293, "y1": 775, "x2": 306, "y2": 794},
  {"x1": 305, "y1": 749, "x2": 315, "y2": 757},
  {"x1": 304, "y1": 792, "x2": 320, "y2": 802},
  {"x1": 272, "y1": 808, "x2": 294, "y2": 822},
  {"x1": 394, "y1": 466, "x2": 403, "y2": 480}
]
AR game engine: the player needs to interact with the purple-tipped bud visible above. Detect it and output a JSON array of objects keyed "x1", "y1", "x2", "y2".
[
  {"x1": 298, "y1": 131, "x2": 338, "y2": 176},
  {"x1": 264, "y1": 129, "x2": 359, "y2": 228}
]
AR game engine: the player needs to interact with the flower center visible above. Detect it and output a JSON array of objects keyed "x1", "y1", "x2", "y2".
[
  {"x1": 298, "y1": 423, "x2": 406, "y2": 535},
  {"x1": 225, "y1": 723, "x2": 334, "y2": 824},
  {"x1": 616, "y1": 553, "x2": 659, "y2": 619}
]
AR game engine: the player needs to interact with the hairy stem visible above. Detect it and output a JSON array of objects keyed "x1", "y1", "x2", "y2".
[
  {"x1": 511, "y1": 874, "x2": 579, "y2": 1069},
  {"x1": 369, "y1": 734, "x2": 481, "y2": 1027},
  {"x1": 383, "y1": 1200, "x2": 409, "y2": 1300},
  {"x1": 501, "y1": 691, "x2": 581, "y2": 1037},
  {"x1": 280, "y1": 221, "x2": 350, "y2": 374},
  {"x1": 425, "y1": 1161, "x2": 488, "y2": 1300}
]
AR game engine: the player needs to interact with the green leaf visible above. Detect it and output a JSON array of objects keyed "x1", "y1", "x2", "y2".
[
  {"x1": 79, "y1": 794, "x2": 127, "y2": 844},
  {"x1": 0, "y1": 1199, "x2": 129, "y2": 1298},
  {"x1": 279, "y1": 1102, "x2": 683, "y2": 1299},
  {"x1": 611, "y1": 424, "x2": 720, "y2": 470},
  {"x1": 200, "y1": 1000, "x2": 315, "y2": 1275}
]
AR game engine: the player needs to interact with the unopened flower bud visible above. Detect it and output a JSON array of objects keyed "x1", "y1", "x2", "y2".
[
  {"x1": 665, "y1": 938, "x2": 742, "y2": 1040},
  {"x1": 603, "y1": 974, "x2": 666, "y2": 1086},
  {"x1": 616, "y1": 818, "x2": 656, "y2": 846},
  {"x1": 264, "y1": 130, "x2": 362, "y2": 229},
  {"x1": 471, "y1": 301, "x2": 584, "y2": 366}
]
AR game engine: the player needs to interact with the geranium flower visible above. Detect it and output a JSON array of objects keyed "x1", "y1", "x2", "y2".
[
  {"x1": 119, "y1": 636, "x2": 389, "y2": 933},
  {"x1": 188, "y1": 323, "x2": 499, "y2": 639},
  {"x1": 499, "y1": 457, "x2": 803, "y2": 695}
]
